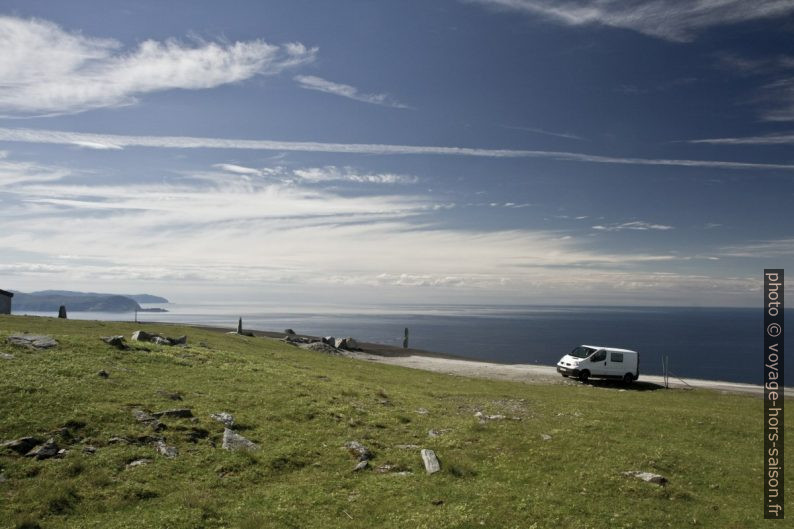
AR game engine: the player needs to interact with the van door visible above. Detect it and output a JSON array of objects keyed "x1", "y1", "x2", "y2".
[
  {"x1": 606, "y1": 350, "x2": 626, "y2": 378},
  {"x1": 589, "y1": 349, "x2": 608, "y2": 376}
]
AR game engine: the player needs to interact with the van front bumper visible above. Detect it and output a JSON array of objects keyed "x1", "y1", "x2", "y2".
[{"x1": 556, "y1": 366, "x2": 579, "y2": 377}]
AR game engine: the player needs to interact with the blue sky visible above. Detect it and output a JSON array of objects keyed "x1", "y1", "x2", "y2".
[{"x1": 0, "y1": 0, "x2": 792, "y2": 306}]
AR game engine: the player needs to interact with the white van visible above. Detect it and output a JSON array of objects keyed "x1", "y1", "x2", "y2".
[{"x1": 556, "y1": 345, "x2": 639, "y2": 383}]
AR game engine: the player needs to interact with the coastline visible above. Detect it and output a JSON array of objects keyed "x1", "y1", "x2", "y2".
[{"x1": 155, "y1": 320, "x2": 789, "y2": 398}]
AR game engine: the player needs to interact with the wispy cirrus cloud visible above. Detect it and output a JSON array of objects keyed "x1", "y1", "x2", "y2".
[
  {"x1": 2, "y1": 127, "x2": 794, "y2": 172},
  {"x1": 688, "y1": 133, "x2": 794, "y2": 145},
  {"x1": 592, "y1": 221, "x2": 674, "y2": 232},
  {"x1": 0, "y1": 16, "x2": 317, "y2": 116},
  {"x1": 211, "y1": 163, "x2": 418, "y2": 184},
  {"x1": 466, "y1": 0, "x2": 794, "y2": 42},
  {"x1": 501, "y1": 124, "x2": 584, "y2": 141},
  {"x1": 294, "y1": 75, "x2": 409, "y2": 108}
]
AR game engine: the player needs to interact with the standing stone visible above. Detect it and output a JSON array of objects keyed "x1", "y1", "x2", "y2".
[
  {"x1": 403, "y1": 328, "x2": 409, "y2": 349},
  {"x1": 236, "y1": 318, "x2": 243, "y2": 335},
  {"x1": 420, "y1": 449, "x2": 440, "y2": 474},
  {"x1": 58, "y1": 305, "x2": 67, "y2": 319}
]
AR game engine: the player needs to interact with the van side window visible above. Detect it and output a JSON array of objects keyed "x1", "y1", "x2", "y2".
[
  {"x1": 592, "y1": 350, "x2": 606, "y2": 362},
  {"x1": 610, "y1": 352, "x2": 623, "y2": 362}
]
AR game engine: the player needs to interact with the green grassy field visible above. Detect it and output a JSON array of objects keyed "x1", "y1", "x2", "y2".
[{"x1": 0, "y1": 315, "x2": 789, "y2": 528}]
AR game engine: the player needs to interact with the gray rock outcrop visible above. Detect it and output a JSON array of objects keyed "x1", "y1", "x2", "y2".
[
  {"x1": 7, "y1": 334, "x2": 58, "y2": 349},
  {"x1": 222, "y1": 428, "x2": 259, "y2": 451},
  {"x1": 210, "y1": 412, "x2": 235, "y2": 427}
]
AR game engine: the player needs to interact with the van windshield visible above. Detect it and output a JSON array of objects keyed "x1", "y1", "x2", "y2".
[{"x1": 570, "y1": 346, "x2": 596, "y2": 358}]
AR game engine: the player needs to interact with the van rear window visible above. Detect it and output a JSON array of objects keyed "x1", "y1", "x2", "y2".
[{"x1": 610, "y1": 352, "x2": 623, "y2": 362}]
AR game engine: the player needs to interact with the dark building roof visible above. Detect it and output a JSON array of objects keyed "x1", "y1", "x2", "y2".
[{"x1": 0, "y1": 289, "x2": 14, "y2": 298}]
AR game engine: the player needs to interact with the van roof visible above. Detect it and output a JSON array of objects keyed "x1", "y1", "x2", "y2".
[{"x1": 581, "y1": 345, "x2": 637, "y2": 354}]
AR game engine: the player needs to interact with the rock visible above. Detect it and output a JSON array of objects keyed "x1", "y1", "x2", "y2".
[
  {"x1": 428, "y1": 429, "x2": 443, "y2": 438},
  {"x1": 352, "y1": 460, "x2": 369, "y2": 472},
  {"x1": 333, "y1": 337, "x2": 348, "y2": 349},
  {"x1": 1, "y1": 437, "x2": 41, "y2": 455},
  {"x1": 132, "y1": 409, "x2": 157, "y2": 424},
  {"x1": 431, "y1": 499, "x2": 444, "y2": 506},
  {"x1": 222, "y1": 428, "x2": 259, "y2": 451},
  {"x1": 474, "y1": 411, "x2": 506, "y2": 422},
  {"x1": 82, "y1": 445, "x2": 97, "y2": 454},
  {"x1": 420, "y1": 449, "x2": 441, "y2": 474},
  {"x1": 154, "y1": 440, "x2": 178, "y2": 458},
  {"x1": 25, "y1": 438, "x2": 59, "y2": 460},
  {"x1": 101, "y1": 336, "x2": 128, "y2": 349},
  {"x1": 322, "y1": 336, "x2": 336, "y2": 345},
  {"x1": 126, "y1": 458, "x2": 152, "y2": 468},
  {"x1": 540, "y1": 434, "x2": 552, "y2": 441},
  {"x1": 622, "y1": 471, "x2": 668, "y2": 485},
  {"x1": 298, "y1": 342, "x2": 342, "y2": 355},
  {"x1": 131, "y1": 330, "x2": 155, "y2": 342},
  {"x1": 152, "y1": 336, "x2": 171, "y2": 346},
  {"x1": 97, "y1": 370, "x2": 109, "y2": 378},
  {"x1": 56, "y1": 448, "x2": 68, "y2": 457},
  {"x1": 0, "y1": 353, "x2": 14, "y2": 360},
  {"x1": 416, "y1": 408, "x2": 429, "y2": 415},
  {"x1": 172, "y1": 336, "x2": 187, "y2": 345},
  {"x1": 284, "y1": 329, "x2": 296, "y2": 335},
  {"x1": 375, "y1": 464, "x2": 395, "y2": 473},
  {"x1": 7, "y1": 334, "x2": 58, "y2": 349},
  {"x1": 58, "y1": 305, "x2": 67, "y2": 319},
  {"x1": 210, "y1": 412, "x2": 235, "y2": 427},
  {"x1": 345, "y1": 441, "x2": 372, "y2": 462},
  {"x1": 152, "y1": 408, "x2": 193, "y2": 419},
  {"x1": 108, "y1": 437, "x2": 130, "y2": 444}
]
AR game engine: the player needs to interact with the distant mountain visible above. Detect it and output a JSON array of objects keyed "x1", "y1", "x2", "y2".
[
  {"x1": 125, "y1": 294, "x2": 170, "y2": 304},
  {"x1": 10, "y1": 290, "x2": 169, "y2": 313}
]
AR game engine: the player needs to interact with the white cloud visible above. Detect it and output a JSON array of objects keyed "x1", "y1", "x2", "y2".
[
  {"x1": 0, "y1": 151, "x2": 71, "y2": 186},
  {"x1": 294, "y1": 75, "x2": 408, "y2": 108},
  {"x1": 2, "y1": 127, "x2": 794, "y2": 172},
  {"x1": 688, "y1": 133, "x2": 794, "y2": 145},
  {"x1": 0, "y1": 16, "x2": 317, "y2": 116},
  {"x1": 467, "y1": 1, "x2": 794, "y2": 42},
  {"x1": 719, "y1": 238, "x2": 794, "y2": 258},
  {"x1": 592, "y1": 221, "x2": 674, "y2": 232},
  {"x1": 291, "y1": 166, "x2": 417, "y2": 184}
]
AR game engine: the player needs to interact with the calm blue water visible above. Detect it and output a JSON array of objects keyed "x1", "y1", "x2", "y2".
[{"x1": 15, "y1": 304, "x2": 789, "y2": 385}]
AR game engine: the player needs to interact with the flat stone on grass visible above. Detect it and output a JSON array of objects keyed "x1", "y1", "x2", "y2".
[
  {"x1": 222, "y1": 428, "x2": 259, "y2": 451},
  {"x1": 622, "y1": 470, "x2": 668, "y2": 485},
  {"x1": 8, "y1": 334, "x2": 58, "y2": 349}
]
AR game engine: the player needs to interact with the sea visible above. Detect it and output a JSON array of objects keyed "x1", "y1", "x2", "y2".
[{"x1": 14, "y1": 303, "x2": 789, "y2": 385}]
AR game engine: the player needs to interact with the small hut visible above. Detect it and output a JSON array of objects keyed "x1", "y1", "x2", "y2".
[{"x1": 0, "y1": 289, "x2": 13, "y2": 314}]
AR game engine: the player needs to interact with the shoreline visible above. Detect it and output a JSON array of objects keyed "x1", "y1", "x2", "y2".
[{"x1": 162, "y1": 321, "x2": 788, "y2": 398}]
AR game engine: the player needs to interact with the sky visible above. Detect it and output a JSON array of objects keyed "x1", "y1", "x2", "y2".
[{"x1": 0, "y1": 0, "x2": 792, "y2": 307}]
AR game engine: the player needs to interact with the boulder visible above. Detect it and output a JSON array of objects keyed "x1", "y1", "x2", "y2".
[
  {"x1": 322, "y1": 336, "x2": 336, "y2": 345},
  {"x1": 152, "y1": 408, "x2": 193, "y2": 419},
  {"x1": 152, "y1": 336, "x2": 171, "y2": 346},
  {"x1": 154, "y1": 440, "x2": 178, "y2": 458},
  {"x1": 132, "y1": 409, "x2": 157, "y2": 424},
  {"x1": 284, "y1": 329, "x2": 296, "y2": 335},
  {"x1": 171, "y1": 335, "x2": 187, "y2": 345},
  {"x1": 126, "y1": 458, "x2": 152, "y2": 468},
  {"x1": 622, "y1": 471, "x2": 668, "y2": 485},
  {"x1": 298, "y1": 342, "x2": 342, "y2": 355},
  {"x1": 1, "y1": 437, "x2": 41, "y2": 455},
  {"x1": 333, "y1": 337, "x2": 348, "y2": 349},
  {"x1": 540, "y1": 434, "x2": 552, "y2": 441},
  {"x1": 101, "y1": 336, "x2": 128, "y2": 349},
  {"x1": 420, "y1": 449, "x2": 441, "y2": 474},
  {"x1": 97, "y1": 370, "x2": 110, "y2": 378},
  {"x1": 25, "y1": 438, "x2": 59, "y2": 460},
  {"x1": 352, "y1": 460, "x2": 369, "y2": 472},
  {"x1": 7, "y1": 334, "x2": 58, "y2": 349},
  {"x1": 210, "y1": 412, "x2": 235, "y2": 427},
  {"x1": 222, "y1": 428, "x2": 259, "y2": 451},
  {"x1": 345, "y1": 441, "x2": 372, "y2": 462},
  {"x1": 131, "y1": 330, "x2": 155, "y2": 342}
]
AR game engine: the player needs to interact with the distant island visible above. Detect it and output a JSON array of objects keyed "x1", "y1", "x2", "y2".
[{"x1": 11, "y1": 290, "x2": 170, "y2": 313}]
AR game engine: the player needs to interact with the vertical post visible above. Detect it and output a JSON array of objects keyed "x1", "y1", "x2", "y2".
[
  {"x1": 237, "y1": 317, "x2": 243, "y2": 335},
  {"x1": 403, "y1": 327, "x2": 409, "y2": 349}
]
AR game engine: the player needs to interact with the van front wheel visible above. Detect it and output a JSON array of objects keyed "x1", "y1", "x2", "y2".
[
  {"x1": 579, "y1": 370, "x2": 590, "y2": 383},
  {"x1": 623, "y1": 373, "x2": 634, "y2": 384}
]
